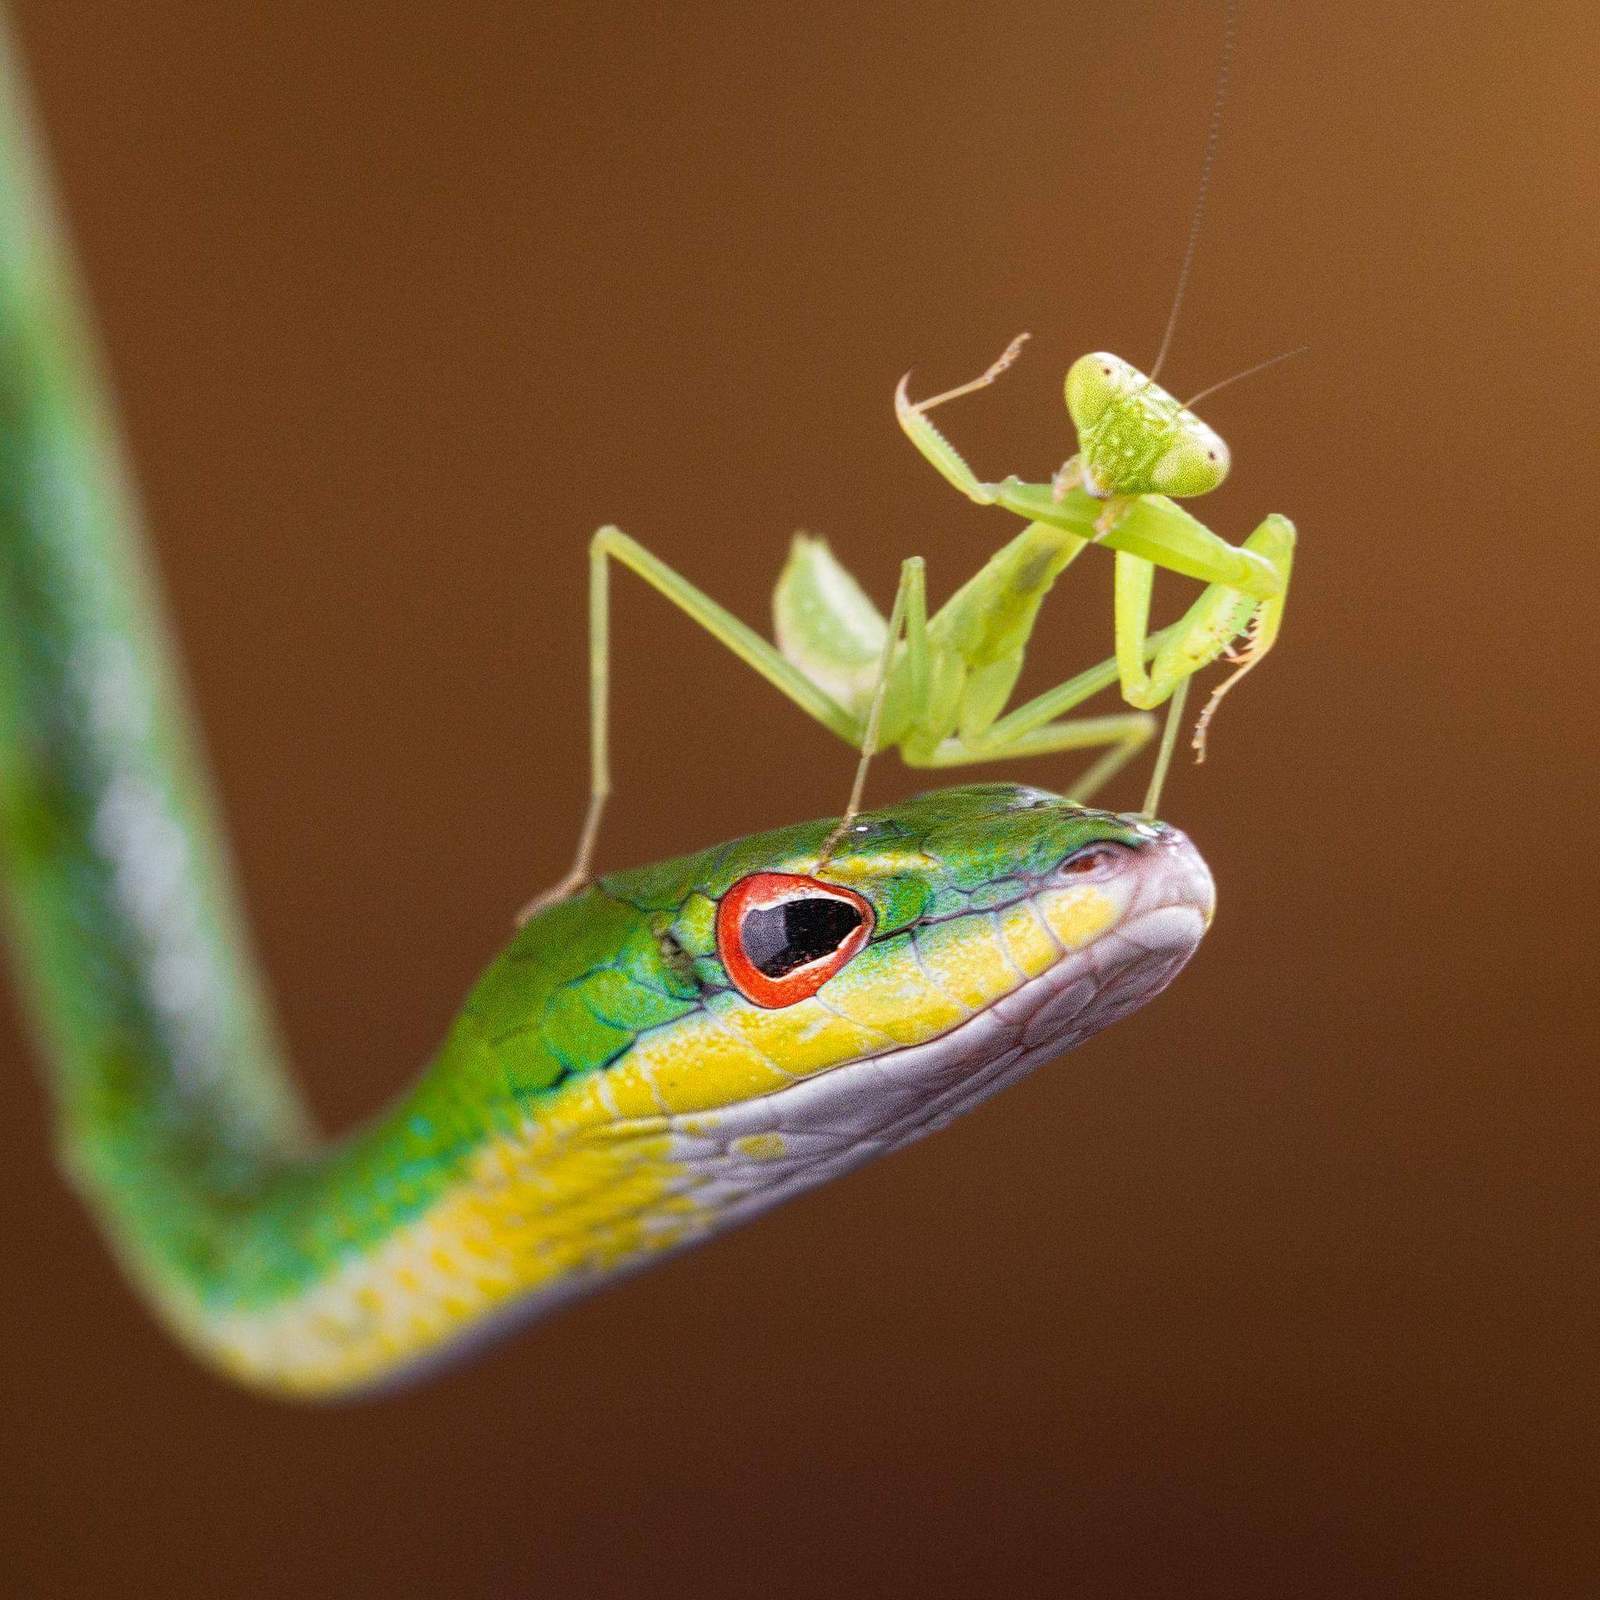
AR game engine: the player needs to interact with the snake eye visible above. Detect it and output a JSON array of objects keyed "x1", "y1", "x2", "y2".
[
  {"x1": 1059, "y1": 842, "x2": 1132, "y2": 880},
  {"x1": 716, "y1": 873, "x2": 874, "y2": 1008}
]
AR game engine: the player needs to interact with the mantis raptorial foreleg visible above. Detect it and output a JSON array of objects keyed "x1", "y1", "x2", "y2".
[
  {"x1": 1188, "y1": 521, "x2": 1293, "y2": 758},
  {"x1": 1109, "y1": 514, "x2": 1294, "y2": 756}
]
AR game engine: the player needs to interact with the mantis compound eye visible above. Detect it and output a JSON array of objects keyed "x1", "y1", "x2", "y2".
[
  {"x1": 716, "y1": 873, "x2": 874, "y2": 1008},
  {"x1": 1064, "y1": 350, "x2": 1132, "y2": 432},
  {"x1": 1152, "y1": 422, "x2": 1231, "y2": 497}
]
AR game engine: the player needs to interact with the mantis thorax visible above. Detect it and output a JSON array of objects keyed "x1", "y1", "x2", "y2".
[{"x1": 1065, "y1": 352, "x2": 1230, "y2": 501}]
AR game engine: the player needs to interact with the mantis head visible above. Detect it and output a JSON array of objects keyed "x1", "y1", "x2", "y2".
[{"x1": 1065, "y1": 352, "x2": 1230, "y2": 501}]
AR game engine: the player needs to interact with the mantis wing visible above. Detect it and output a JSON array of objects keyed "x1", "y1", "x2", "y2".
[{"x1": 773, "y1": 534, "x2": 890, "y2": 721}]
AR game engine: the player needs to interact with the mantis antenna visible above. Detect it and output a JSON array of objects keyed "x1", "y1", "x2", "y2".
[
  {"x1": 1148, "y1": 0, "x2": 1240, "y2": 384},
  {"x1": 1181, "y1": 346, "x2": 1309, "y2": 411}
]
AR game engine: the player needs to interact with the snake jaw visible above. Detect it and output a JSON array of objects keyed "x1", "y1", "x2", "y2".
[{"x1": 664, "y1": 823, "x2": 1213, "y2": 1229}]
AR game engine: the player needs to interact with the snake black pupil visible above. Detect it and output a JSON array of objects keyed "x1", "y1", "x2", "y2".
[{"x1": 742, "y1": 897, "x2": 862, "y2": 979}]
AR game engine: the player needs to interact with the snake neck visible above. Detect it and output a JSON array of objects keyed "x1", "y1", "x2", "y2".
[{"x1": 0, "y1": 33, "x2": 319, "y2": 1280}]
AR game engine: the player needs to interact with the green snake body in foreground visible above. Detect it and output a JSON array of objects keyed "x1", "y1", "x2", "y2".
[{"x1": 0, "y1": 37, "x2": 1215, "y2": 1397}]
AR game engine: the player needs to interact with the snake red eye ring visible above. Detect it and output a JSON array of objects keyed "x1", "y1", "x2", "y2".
[{"x1": 716, "y1": 873, "x2": 874, "y2": 1008}]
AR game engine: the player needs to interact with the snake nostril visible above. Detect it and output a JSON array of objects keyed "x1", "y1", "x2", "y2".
[{"x1": 1058, "y1": 842, "x2": 1133, "y2": 879}]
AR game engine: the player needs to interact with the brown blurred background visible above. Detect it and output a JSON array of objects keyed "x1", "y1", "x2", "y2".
[{"x1": 2, "y1": 0, "x2": 1597, "y2": 1594}]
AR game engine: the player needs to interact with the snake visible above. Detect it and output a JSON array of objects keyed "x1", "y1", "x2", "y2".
[{"x1": 0, "y1": 32, "x2": 1216, "y2": 1398}]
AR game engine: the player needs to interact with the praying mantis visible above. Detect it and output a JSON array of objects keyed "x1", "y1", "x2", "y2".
[
  {"x1": 527, "y1": 0, "x2": 1296, "y2": 915},
  {"x1": 526, "y1": 340, "x2": 1295, "y2": 915}
]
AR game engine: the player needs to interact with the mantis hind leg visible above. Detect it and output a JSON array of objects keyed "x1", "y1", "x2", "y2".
[{"x1": 521, "y1": 527, "x2": 861, "y2": 920}]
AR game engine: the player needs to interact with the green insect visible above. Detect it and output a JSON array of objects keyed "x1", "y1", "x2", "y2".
[
  {"x1": 530, "y1": 4, "x2": 1296, "y2": 916},
  {"x1": 528, "y1": 340, "x2": 1293, "y2": 914}
]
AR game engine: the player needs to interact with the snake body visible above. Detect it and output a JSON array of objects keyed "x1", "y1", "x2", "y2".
[{"x1": 0, "y1": 36, "x2": 1214, "y2": 1397}]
